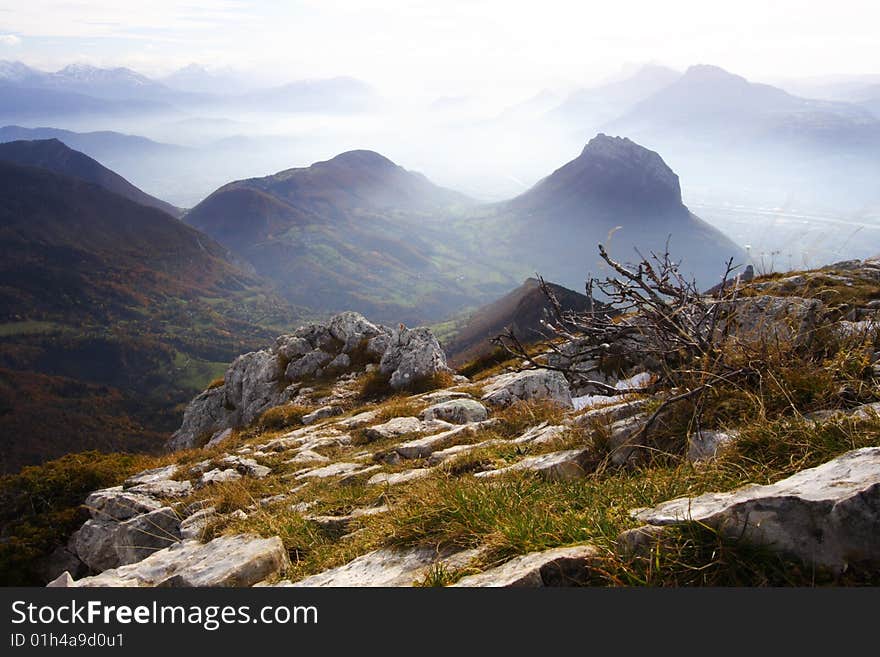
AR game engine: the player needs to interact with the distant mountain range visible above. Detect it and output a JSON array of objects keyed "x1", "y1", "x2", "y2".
[
  {"x1": 0, "y1": 60, "x2": 378, "y2": 120},
  {"x1": 599, "y1": 65, "x2": 880, "y2": 213},
  {"x1": 187, "y1": 134, "x2": 743, "y2": 325},
  {"x1": 548, "y1": 65, "x2": 681, "y2": 136}
]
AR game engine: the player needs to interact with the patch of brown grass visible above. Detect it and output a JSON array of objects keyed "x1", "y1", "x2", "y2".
[{"x1": 257, "y1": 404, "x2": 312, "y2": 431}]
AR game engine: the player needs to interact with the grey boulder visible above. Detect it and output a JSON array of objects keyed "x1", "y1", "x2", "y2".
[
  {"x1": 481, "y1": 369, "x2": 573, "y2": 408},
  {"x1": 419, "y1": 399, "x2": 488, "y2": 424},
  {"x1": 379, "y1": 326, "x2": 449, "y2": 389},
  {"x1": 453, "y1": 545, "x2": 598, "y2": 587},
  {"x1": 636, "y1": 447, "x2": 880, "y2": 573},
  {"x1": 114, "y1": 507, "x2": 181, "y2": 566},
  {"x1": 55, "y1": 534, "x2": 289, "y2": 587}
]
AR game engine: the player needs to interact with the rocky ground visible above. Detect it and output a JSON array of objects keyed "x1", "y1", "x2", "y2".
[{"x1": 44, "y1": 259, "x2": 880, "y2": 587}]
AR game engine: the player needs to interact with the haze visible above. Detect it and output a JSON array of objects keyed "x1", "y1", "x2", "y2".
[{"x1": 2, "y1": 0, "x2": 880, "y2": 268}]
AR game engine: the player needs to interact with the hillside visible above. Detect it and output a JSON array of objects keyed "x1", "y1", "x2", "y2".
[
  {"x1": 445, "y1": 278, "x2": 594, "y2": 366},
  {"x1": 14, "y1": 257, "x2": 880, "y2": 588},
  {"x1": 185, "y1": 150, "x2": 511, "y2": 324},
  {"x1": 463, "y1": 134, "x2": 745, "y2": 291},
  {"x1": 0, "y1": 160, "x2": 300, "y2": 471},
  {"x1": 0, "y1": 138, "x2": 182, "y2": 216}
]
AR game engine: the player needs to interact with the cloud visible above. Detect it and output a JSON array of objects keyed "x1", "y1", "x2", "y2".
[{"x1": 0, "y1": 34, "x2": 22, "y2": 46}]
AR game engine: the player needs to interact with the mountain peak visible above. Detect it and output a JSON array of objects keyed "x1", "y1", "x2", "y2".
[
  {"x1": 323, "y1": 149, "x2": 398, "y2": 170},
  {"x1": 581, "y1": 133, "x2": 643, "y2": 157},
  {"x1": 514, "y1": 133, "x2": 683, "y2": 214}
]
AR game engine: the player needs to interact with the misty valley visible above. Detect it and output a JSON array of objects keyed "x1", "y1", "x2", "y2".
[{"x1": 2, "y1": 43, "x2": 880, "y2": 591}]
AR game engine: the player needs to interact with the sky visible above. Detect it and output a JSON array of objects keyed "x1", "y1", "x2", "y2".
[{"x1": 1, "y1": 0, "x2": 879, "y2": 100}]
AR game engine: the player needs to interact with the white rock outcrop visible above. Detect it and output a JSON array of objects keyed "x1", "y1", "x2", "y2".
[
  {"x1": 481, "y1": 369, "x2": 573, "y2": 408},
  {"x1": 52, "y1": 534, "x2": 289, "y2": 587},
  {"x1": 635, "y1": 447, "x2": 880, "y2": 572}
]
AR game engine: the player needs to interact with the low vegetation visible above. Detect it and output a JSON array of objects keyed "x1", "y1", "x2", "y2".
[{"x1": 0, "y1": 451, "x2": 154, "y2": 585}]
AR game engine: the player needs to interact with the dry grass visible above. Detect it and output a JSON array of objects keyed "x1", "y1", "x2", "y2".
[
  {"x1": 206, "y1": 376, "x2": 225, "y2": 390},
  {"x1": 257, "y1": 404, "x2": 312, "y2": 431},
  {"x1": 357, "y1": 369, "x2": 456, "y2": 401},
  {"x1": 373, "y1": 396, "x2": 424, "y2": 423}
]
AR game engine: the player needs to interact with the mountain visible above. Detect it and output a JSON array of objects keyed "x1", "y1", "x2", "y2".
[
  {"x1": 0, "y1": 138, "x2": 182, "y2": 216},
  {"x1": 0, "y1": 82, "x2": 170, "y2": 119},
  {"x1": 468, "y1": 134, "x2": 746, "y2": 291},
  {"x1": 608, "y1": 65, "x2": 875, "y2": 141},
  {"x1": 601, "y1": 65, "x2": 880, "y2": 217},
  {"x1": 159, "y1": 64, "x2": 256, "y2": 95},
  {"x1": 548, "y1": 65, "x2": 681, "y2": 129},
  {"x1": 0, "y1": 60, "x2": 42, "y2": 84},
  {"x1": 0, "y1": 125, "x2": 181, "y2": 160},
  {"x1": 185, "y1": 150, "x2": 508, "y2": 324},
  {"x1": 0, "y1": 160, "x2": 300, "y2": 471},
  {"x1": 41, "y1": 64, "x2": 169, "y2": 101},
  {"x1": 445, "y1": 278, "x2": 593, "y2": 366}
]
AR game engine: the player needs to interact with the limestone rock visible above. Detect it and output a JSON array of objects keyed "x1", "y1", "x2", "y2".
[
  {"x1": 510, "y1": 423, "x2": 567, "y2": 446},
  {"x1": 124, "y1": 465, "x2": 179, "y2": 488},
  {"x1": 366, "y1": 332, "x2": 392, "y2": 359},
  {"x1": 616, "y1": 525, "x2": 668, "y2": 558},
  {"x1": 306, "y1": 505, "x2": 388, "y2": 534},
  {"x1": 114, "y1": 507, "x2": 181, "y2": 565},
  {"x1": 302, "y1": 405, "x2": 342, "y2": 425},
  {"x1": 427, "y1": 439, "x2": 504, "y2": 465},
  {"x1": 198, "y1": 468, "x2": 242, "y2": 487},
  {"x1": 295, "y1": 462, "x2": 367, "y2": 480},
  {"x1": 292, "y1": 323, "x2": 337, "y2": 352},
  {"x1": 285, "y1": 349, "x2": 333, "y2": 380},
  {"x1": 481, "y1": 369, "x2": 573, "y2": 408},
  {"x1": 419, "y1": 399, "x2": 488, "y2": 424},
  {"x1": 328, "y1": 311, "x2": 384, "y2": 352},
  {"x1": 475, "y1": 448, "x2": 592, "y2": 482},
  {"x1": 687, "y1": 430, "x2": 738, "y2": 463},
  {"x1": 286, "y1": 449, "x2": 330, "y2": 466},
  {"x1": 274, "y1": 335, "x2": 312, "y2": 360},
  {"x1": 69, "y1": 519, "x2": 121, "y2": 572},
  {"x1": 606, "y1": 414, "x2": 649, "y2": 466},
  {"x1": 571, "y1": 398, "x2": 651, "y2": 427},
  {"x1": 58, "y1": 535, "x2": 289, "y2": 587},
  {"x1": 84, "y1": 487, "x2": 163, "y2": 521},
  {"x1": 723, "y1": 295, "x2": 824, "y2": 345},
  {"x1": 396, "y1": 421, "x2": 494, "y2": 460},
  {"x1": 379, "y1": 325, "x2": 449, "y2": 389},
  {"x1": 326, "y1": 353, "x2": 351, "y2": 372},
  {"x1": 367, "y1": 468, "x2": 432, "y2": 486},
  {"x1": 417, "y1": 391, "x2": 472, "y2": 405},
  {"x1": 205, "y1": 427, "x2": 234, "y2": 449},
  {"x1": 636, "y1": 447, "x2": 880, "y2": 572},
  {"x1": 220, "y1": 455, "x2": 271, "y2": 478},
  {"x1": 225, "y1": 350, "x2": 286, "y2": 426},
  {"x1": 363, "y1": 416, "x2": 423, "y2": 441},
  {"x1": 168, "y1": 386, "x2": 229, "y2": 450},
  {"x1": 127, "y1": 479, "x2": 192, "y2": 499},
  {"x1": 336, "y1": 410, "x2": 380, "y2": 429},
  {"x1": 282, "y1": 545, "x2": 477, "y2": 587},
  {"x1": 179, "y1": 507, "x2": 216, "y2": 540},
  {"x1": 453, "y1": 545, "x2": 599, "y2": 587}
]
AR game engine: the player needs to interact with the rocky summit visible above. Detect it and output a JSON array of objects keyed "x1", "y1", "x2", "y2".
[
  {"x1": 35, "y1": 259, "x2": 880, "y2": 587},
  {"x1": 169, "y1": 312, "x2": 450, "y2": 450}
]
